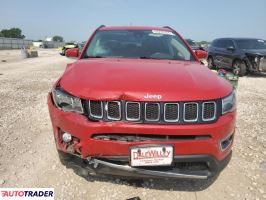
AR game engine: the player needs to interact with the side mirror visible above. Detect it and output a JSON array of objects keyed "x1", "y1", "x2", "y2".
[
  {"x1": 194, "y1": 50, "x2": 207, "y2": 60},
  {"x1": 227, "y1": 46, "x2": 235, "y2": 51},
  {"x1": 65, "y1": 48, "x2": 79, "y2": 58}
]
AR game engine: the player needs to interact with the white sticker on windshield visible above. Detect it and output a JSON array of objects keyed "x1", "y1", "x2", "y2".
[
  {"x1": 152, "y1": 30, "x2": 174, "y2": 36},
  {"x1": 258, "y1": 39, "x2": 265, "y2": 43},
  {"x1": 149, "y1": 33, "x2": 163, "y2": 37}
]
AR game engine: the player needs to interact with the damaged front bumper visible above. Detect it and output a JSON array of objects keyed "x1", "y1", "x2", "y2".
[
  {"x1": 58, "y1": 150, "x2": 232, "y2": 180},
  {"x1": 246, "y1": 54, "x2": 266, "y2": 72}
]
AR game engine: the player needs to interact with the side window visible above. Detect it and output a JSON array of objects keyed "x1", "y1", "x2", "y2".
[
  {"x1": 216, "y1": 40, "x2": 225, "y2": 48},
  {"x1": 212, "y1": 40, "x2": 218, "y2": 47},
  {"x1": 212, "y1": 40, "x2": 220, "y2": 47},
  {"x1": 226, "y1": 40, "x2": 234, "y2": 48}
]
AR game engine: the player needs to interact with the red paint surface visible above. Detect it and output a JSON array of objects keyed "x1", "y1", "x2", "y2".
[
  {"x1": 195, "y1": 50, "x2": 207, "y2": 59},
  {"x1": 65, "y1": 48, "x2": 79, "y2": 57},
  {"x1": 60, "y1": 58, "x2": 232, "y2": 101}
]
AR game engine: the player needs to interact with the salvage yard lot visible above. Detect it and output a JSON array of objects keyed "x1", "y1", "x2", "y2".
[{"x1": 0, "y1": 49, "x2": 265, "y2": 200}]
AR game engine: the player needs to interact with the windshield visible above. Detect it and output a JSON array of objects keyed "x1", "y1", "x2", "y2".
[
  {"x1": 84, "y1": 30, "x2": 195, "y2": 61},
  {"x1": 235, "y1": 39, "x2": 266, "y2": 50}
]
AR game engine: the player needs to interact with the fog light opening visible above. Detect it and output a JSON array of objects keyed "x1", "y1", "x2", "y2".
[{"x1": 220, "y1": 134, "x2": 234, "y2": 151}]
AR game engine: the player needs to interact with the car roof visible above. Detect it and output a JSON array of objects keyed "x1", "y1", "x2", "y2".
[
  {"x1": 214, "y1": 38, "x2": 264, "y2": 41},
  {"x1": 99, "y1": 26, "x2": 173, "y2": 32}
]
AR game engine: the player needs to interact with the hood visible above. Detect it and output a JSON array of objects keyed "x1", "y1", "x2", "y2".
[
  {"x1": 243, "y1": 49, "x2": 266, "y2": 56},
  {"x1": 59, "y1": 58, "x2": 232, "y2": 101}
]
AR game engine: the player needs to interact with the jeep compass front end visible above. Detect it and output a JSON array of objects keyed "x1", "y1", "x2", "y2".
[{"x1": 48, "y1": 26, "x2": 236, "y2": 180}]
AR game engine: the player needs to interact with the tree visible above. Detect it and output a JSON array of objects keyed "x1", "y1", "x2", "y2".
[
  {"x1": 199, "y1": 41, "x2": 209, "y2": 45},
  {"x1": 0, "y1": 28, "x2": 25, "y2": 39},
  {"x1": 52, "y1": 35, "x2": 64, "y2": 42}
]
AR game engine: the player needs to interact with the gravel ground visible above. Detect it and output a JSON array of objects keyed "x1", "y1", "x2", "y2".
[{"x1": 0, "y1": 49, "x2": 265, "y2": 200}]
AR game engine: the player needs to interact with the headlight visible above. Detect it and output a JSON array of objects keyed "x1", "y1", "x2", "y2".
[
  {"x1": 52, "y1": 87, "x2": 84, "y2": 113},
  {"x1": 222, "y1": 91, "x2": 236, "y2": 114}
]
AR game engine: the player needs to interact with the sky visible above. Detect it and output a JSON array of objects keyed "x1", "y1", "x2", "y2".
[{"x1": 0, "y1": 0, "x2": 266, "y2": 42}]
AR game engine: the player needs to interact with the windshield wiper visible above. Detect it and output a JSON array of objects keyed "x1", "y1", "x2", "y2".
[
  {"x1": 139, "y1": 56, "x2": 161, "y2": 60},
  {"x1": 85, "y1": 55, "x2": 106, "y2": 58},
  {"x1": 139, "y1": 56, "x2": 176, "y2": 60}
]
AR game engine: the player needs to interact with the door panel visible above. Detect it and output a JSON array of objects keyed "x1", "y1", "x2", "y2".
[
  {"x1": 213, "y1": 40, "x2": 227, "y2": 68},
  {"x1": 223, "y1": 40, "x2": 236, "y2": 67},
  {"x1": 214, "y1": 40, "x2": 236, "y2": 69}
]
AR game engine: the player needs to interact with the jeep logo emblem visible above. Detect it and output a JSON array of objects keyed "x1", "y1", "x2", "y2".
[{"x1": 144, "y1": 93, "x2": 162, "y2": 100}]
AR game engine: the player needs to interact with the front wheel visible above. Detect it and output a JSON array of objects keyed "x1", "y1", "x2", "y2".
[{"x1": 233, "y1": 60, "x2": 247, "y2": 77}]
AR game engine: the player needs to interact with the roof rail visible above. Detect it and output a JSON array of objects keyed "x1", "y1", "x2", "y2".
[{"x1": 163, "y1": 26, "x2": 174, "y2": 31}]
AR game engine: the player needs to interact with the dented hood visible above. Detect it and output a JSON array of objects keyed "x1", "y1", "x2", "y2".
[{"x1": 59, "y1": 58, "x2": 232, "y2": 101}]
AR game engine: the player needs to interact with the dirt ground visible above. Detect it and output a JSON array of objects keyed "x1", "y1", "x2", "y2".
[{"x1": 0, "y1": 49, "x2": 265, "y2": 200}]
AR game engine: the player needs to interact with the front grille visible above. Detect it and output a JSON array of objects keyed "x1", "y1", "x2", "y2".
[
  {"x1": 184, "y1": 103, "x2": 198, "y2": 122},
  {"x1": 174, "y1": 162, "x2": 208, "y2": 171},
  {"x1": 126, "y1": 102, "x2": 140, "y2": 121},
  {"x1": 164, "y1": 103, "x2": 179, "y2": 122},
  {"x1": 92, "y1": 133, "x2": 211, "y2": 142},
  {"x1": 89, "y1": 101, "x2": 103, "y2": 118},
  {"x1": 107, "y1": 101, "x2": 121, "y2": 120},
  {"x1": 202, "y1": 102, "x2": 216, "y2": 121},
  {"x1": 85, "y1": 100, "x2": 219, "y2": 124},
  {"x1": 145, "y1": 103, "x2": 160, "y2": 121}
]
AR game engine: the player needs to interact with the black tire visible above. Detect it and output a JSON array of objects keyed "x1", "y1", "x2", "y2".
[
  {"x1": 207, "y1": 56, "x2": 214, "y2": 69},
  {"x1": 233, "y1": 60, "x2": 247, "y2": 77}
]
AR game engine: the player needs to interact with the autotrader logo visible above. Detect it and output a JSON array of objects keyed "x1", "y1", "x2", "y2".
[{"x1": 0, "y1": 188, "x2": 54, "y2": 199}]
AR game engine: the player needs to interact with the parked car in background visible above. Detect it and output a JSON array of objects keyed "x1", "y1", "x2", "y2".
[
  {"x1": 65, "y1": 42, "x2": 86, "y2": 58},
  {"x1": 49, "y1": 26, "x2": 235, "y2": 180},
  {"x1": 186, "y1": 39, "x2": 206, "y2": 51},
  {"x1": 207, "y1": 38, "x2": 266, "y2": 76},
  {"x1": 186, "y1": 39, "x2": 207, "y2": 64},
  {"x1": 60, "y1": 42, "x2": 78, "y2": 56}
]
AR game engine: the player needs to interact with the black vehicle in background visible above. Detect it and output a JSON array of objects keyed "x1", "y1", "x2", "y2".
[{"x1": 207, "y1": 38, "x2": 266, "y2": 76}]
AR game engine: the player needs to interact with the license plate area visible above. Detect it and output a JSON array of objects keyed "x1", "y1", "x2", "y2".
[{"x1": 130, "y1": 145, "x2": 173, "y2": 167}]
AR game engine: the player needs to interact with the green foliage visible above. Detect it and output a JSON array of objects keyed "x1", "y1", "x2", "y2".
[
  {"x1": 52, "y1": 35, "x2": 64, "y2": 42},
  {"x1": 198, "y1": 41, "x2": 209, "y2": 45},
  {"x1": 0, "y1": 28, "x2": 25, "y2": 39}
]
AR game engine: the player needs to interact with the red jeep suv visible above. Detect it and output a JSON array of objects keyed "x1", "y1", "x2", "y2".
[{"x1": 48, "y1": 26, "x2": 236, "y2": 180}]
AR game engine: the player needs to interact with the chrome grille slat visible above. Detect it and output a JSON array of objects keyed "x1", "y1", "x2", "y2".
[
  {"x1": 164, "y1": 103, "x2": 179, "y2": 122},
  {"x1": 87, "y1": 100, "x2": 217, "y2": 124},
  {"x1": 145, "y1": 103, "x2": 160, "y2": 121},
  {"x1": 126, "y1": 102, "x2": 141, "y2": 121},
  {"x1": 89, "y1": 100, "x2": 103, "y2": 118},
  {"x1": 183, "y1": 102, "x2": 198, "y2": 122},
  {"x1": 107, "y1": 101, "x2": 121, "y2": 120},
  {"x1": 202, "y1": 101, "x2": 216, "y2": 121}
]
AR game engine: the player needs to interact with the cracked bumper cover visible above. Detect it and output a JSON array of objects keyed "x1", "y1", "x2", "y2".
[{"x1": 58, "y1": 150, "x2": 232, "y2": 179}]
